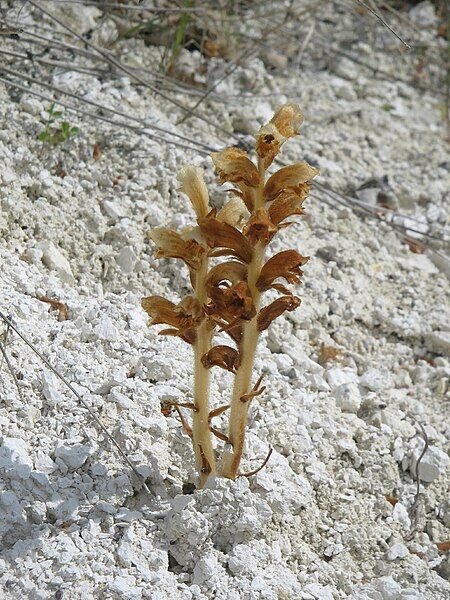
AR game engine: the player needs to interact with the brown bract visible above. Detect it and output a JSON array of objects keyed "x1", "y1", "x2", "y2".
[
  {"x1": 216, "y1": 196, "x2": 249, "y2": 228},
  {"x1": 264, "y1": 162, "x2": 319, "y2": 201},
  {"x1": 141, "y1": 295, "x2": 204, "y2": 344},
  {"x1": 207, "y1": 281, "x2": 255, "y2": 324},
  {"x1": 257, "y1": 295, "x2": 301, "y2": 332},
  {"x1": 211, "y1": 147, "x2": 260, "y2": 188},
  {"x1": 255, "y1": 103, "x2": 304, "y2": 168},
  {"x1": 201, "y1": 345, "x2": 241, "y2": 373},
  {"x1": 211, "y1": 147, "x2": 260, "y2": 212},
  {"x1": 149, "y1": 227, "x2": 206, "y2": 270},
  {"x1": 177, "y1": 165, "x2": 210, "y2": 219},
  {"x1": 268, "y1": 187, "x2": 309, "y2": 225},
  {"x1": 257, "y1": 250, "x2": 309, "y2": 292},
  {"x1": 205, "y1": 261, "x2": 248, "y2": 289},
  {"x1": 272, "y1": 103, "x2": 304, "y2": 137},
  {"x1": 243, "y1": 208, "x2": 277, "y2": 246},
  {"x1": 198, "y1": 216, "x2": 253, "y2": 263}
]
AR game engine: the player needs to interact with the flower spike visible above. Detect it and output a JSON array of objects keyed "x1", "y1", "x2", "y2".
[{"x1": 142, "y1": 102, "x2": 315, "y2": 485}]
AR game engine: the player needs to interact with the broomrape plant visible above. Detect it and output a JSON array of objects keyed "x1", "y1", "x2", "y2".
[{"x1": 142, "y1": 103, "x2": 318, "y2": 487}]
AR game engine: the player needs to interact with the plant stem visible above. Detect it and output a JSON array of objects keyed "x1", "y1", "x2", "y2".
[
  {"x1": 221, "y1": 159, "x2": 266, "y2": 479},
  {"x1": 192, "y1": 257, "x2": 216, "y2": 488}
]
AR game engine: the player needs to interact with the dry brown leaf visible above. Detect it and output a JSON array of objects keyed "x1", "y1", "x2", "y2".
[{"x1": 38, "y1": 296, "x2": 69, "y2": 321}]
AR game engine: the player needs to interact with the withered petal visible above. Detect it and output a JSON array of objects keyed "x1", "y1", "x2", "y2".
[
  {"x1": 243, "y1": 208, "x2": 277, "y2": 246},
  {"x1": 207, "y1": 281, "x2": 255, "y2": 323},
  {"x1": 257, "y1": 295, "x2": 301, "y2": 332},
  {"x1": 257, "y1": 250, "x2": 309, "y2": 292},
  {"x1": 141, "y1": 296, "x2": 178, "y2": 326},
  {"x1": 271, "y1": 103, "x2": 304, "y2": 138},
  {"x1": 141, "y1": 295, "x2": 204, "y2": 344},
  {"x1": 205, "y1": 261, "x2": 247, "y2": 289},
  {"x1": 201, "y1": 345, "x2": 241, "y2": 373},
  {"x1": 211, "y1": 147, "x2": 260, "y2": 188},
  {"x1": 177, "y1": 165, "x2": 210, "y2": 218},
  {"x1": 198, "y1": 217, "x2": 253, "y2": 263},
  {"x1": 255, "y1": 123, "x2": 284, "y2": 169},
  {"x1": 216, "y1": 196, "x2": 250, "y2": 228},
  {"x1": 264, "y1": 163, "x2": 319, "y2": 202},
  {"x1": 255, "y1": 103, "x2": 304, "y2": 168},
  {"x1": 149, "y1": 227, "x2": 206, "y2": 269},
  {"x1": 268, "y1": 187, "x2": 309, "y2": 225}
]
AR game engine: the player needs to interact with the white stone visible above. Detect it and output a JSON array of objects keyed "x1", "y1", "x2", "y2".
[
  {"x1": 116, "y1": 246, "x2": 137, "y2": 274},
  {"x1": 0, "y1": 437, "x2": 33, "y2": 479},
  {"x1": 333, "y1": 382, "x2": 361, "y2": 412},
  {"x1": 373, "y1": 576, "x2": 402, "y2": 600},
  {"x1": 20, "y1": 96, "x2": 43, "y2": 116},
  {"x1": 36, "y1": 241, "x2": 74, "y2": 284},
  {"x1": 35, "y1": 450, "x2": 57, "y2": 475},
  {"x1": 108, "y1": 575, "x2": 140, "y2": 599},
  {"x1": 410, "y1": 444, "x2": 449, "y2": 483},
  {"x1": 54, "y1": 443, "x2": 92, "y2": 470},
  {"x1": 424, "y1": 331, "x2": 450, "y2": 357},
  {"x1": 326, "y1": 367, "x2": 358, "y2": 389},
  {"x1": 42, "y1": 372, "x2": 64, "y2": 406},
  {"x1": 303, "y1": 583, "x2": 334, "y2": 600},
  {"x1": 307, "y1": 373, "x2": 331, "y2": 392},
  {"x1": 387, "y1": 543, "x2": 409, "y2": 560},
  {"x1": 93, "y1": 315, "x2": 119, "y2": 342},
  {"x1": 360, "y1": 368, "x2": 390, "y2": 392},
  {"x1": 409, "y1": 1, "x2": 437, "y2": 26},
  {"x1": 103, "y1": 199, "x2": 127, "y2": 220},
  {"x1": 392, "y1": 503, "x2": 411, "y2": 530}
]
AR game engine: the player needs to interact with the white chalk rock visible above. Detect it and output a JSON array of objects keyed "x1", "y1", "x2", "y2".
[
  {"x1": 334, "y1": 382, "x2": 361, "y2": 412},
  {"x1": 360, "y1": 368, "x2": 391, "y2": 392},
  {"x1": 0, "y1": 437, "x2": 33, "y2": 479},
  {"x1": 424, "y1": 331, "x2": 450, "y2": 357},
  {"x1": 409, "y1": 1, "x2": 437, "y2": 26},
  {"x1": 42, "y1": 371, "x2": 64, "y2": 406},
  {"x1": 373, "y1": 576, "x2": 402, "y2": 600},
  {"x1": 116, "y1": 246, "x2": 137, "y2": 274},
  {"x1": 303, "y1": 583, "x2": 334, "y2": 600},
  {"x1": 103, "y1": 199, "x2": 127, "y2": 220},
  {"x1": 108, "y1": 575, "x2": 140, "y2": 599},
  {"x1": 410, "y1": 444, "x2": 449, "y2": 483},
  {"x1": 54, "y1": 443, "x2": 92, "y2": 470},
  {"x1": 93, "y1": 315, "x2": 119, "y2": 342},
  {"x1": 392, "y1": 502, "x2": 411, "y2": 530},
  {"x1": 387, "y1": 543, "x2": 409, "y2": 560},
  {"x1": 20, "y1": 95, "x2": 43, "y2": 116},
  {"x1": 36, "y1": 241, "x2": 74, "y2": 284},
  {"x1": 326, "y1": 367, "x2": 358, "y2": 389}
]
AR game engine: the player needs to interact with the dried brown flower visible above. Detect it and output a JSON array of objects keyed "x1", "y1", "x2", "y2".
[
  {"x1": 208, "y1": 281, "x2": 256, "y2": 324},
  {"x1": 268, "y1": 188, "x2": 308, "y2": 225},
  {"x1": 257, "y1": 250, "x2": 309, "y2": 292},
  {"x1": 216, "y1": 196, "x2": 249, "y2": 228},
  {"x1": 255, "y1": 103, "x2": 304, "y2": 168},
  {"x1": 211, "y1": 147, "x2": 260, "y2": 211},
  {"x1": 198, "y1": 215, "x2": 253, "y2": 263},
  {"x1": 211, "y1": 147, "x2": 260, "y2": 188},
  {"x1": 257, "y1": 295, "x2": 301, "y2": 332},
  {"x1": 201, "y1": 345, "x2": 241, "y2": 373},
  {"x1": 242, "y1": 208, "x2": 277, "y2": 246},
  {"x1": 264, "y1": 162, "x2": 319, "y2": 202},
  {"x1": 149, "y1": 228, "x2": 206, "y2": 270},
  {"x1": 177, "y1": 165, "x2": 210, "y2": 219},
  {"x1": 141, "y1": 295, "x2": 204, "y2": 344}
]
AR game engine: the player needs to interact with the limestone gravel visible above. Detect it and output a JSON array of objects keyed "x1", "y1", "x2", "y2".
[{"x1": 0, "y1": 1, "x2": 449, "y2": 599}]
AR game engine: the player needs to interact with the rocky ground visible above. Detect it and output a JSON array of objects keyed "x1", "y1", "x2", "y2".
[{"x1": 0, "y1": 1, "x2": 449, "y2": 599}]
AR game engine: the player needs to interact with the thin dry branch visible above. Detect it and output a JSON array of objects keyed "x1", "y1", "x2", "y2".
[{"x1": 0, "y1": 310, "x2": 153, "y2": 497}]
